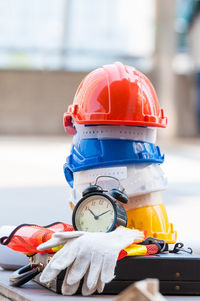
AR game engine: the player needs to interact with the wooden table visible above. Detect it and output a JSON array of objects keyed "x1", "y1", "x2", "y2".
[
  {"x1": 1, "y1": 270, "x2": 200, "y2": 301},
  {"x1": 0, "y1": 270, "x2": 113, "y2": 301}
]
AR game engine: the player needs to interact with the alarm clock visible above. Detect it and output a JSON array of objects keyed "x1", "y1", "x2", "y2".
[{"x1": 72, "y1": 176, "x2": 128, "y2": 232}]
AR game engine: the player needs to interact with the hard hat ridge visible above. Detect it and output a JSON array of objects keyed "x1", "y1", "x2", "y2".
[{"x1": 64, "y1": 62, "x2": 167, "y2": 134}]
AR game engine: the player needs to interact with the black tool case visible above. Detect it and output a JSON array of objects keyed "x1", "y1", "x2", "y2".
[{"x1": 32, "y1": 252, "x2": 200, "y2": 295}]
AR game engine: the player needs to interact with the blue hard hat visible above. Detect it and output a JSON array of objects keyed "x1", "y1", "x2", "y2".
[{"x1": 64, "y1": 134, "x2": 164, "y2": 187}]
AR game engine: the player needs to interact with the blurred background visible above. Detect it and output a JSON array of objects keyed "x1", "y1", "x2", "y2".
[{"x1": 0, "y1": 0, "x2": 200, "y2": 240}]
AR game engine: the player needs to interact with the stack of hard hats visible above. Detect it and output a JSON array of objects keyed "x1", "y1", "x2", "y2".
[
  {"x1": 63, "y1": 62, "x2": 167, "y2": 198},
  {"x1": 63, "y1": 62, "x2": 176, "y2": 242}
]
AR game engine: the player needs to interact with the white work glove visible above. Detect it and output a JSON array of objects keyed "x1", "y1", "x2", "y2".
[{"x1": 38, "y1": 227, "x2": 143, "y2": 296}]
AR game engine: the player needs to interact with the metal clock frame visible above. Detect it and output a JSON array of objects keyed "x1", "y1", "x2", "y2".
[{"x1": 72, "y1": 192, "x2": 127, "y2": 232}]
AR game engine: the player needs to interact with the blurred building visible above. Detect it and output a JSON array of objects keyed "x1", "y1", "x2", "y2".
[
  {"x1": 0, "y1": 0, "x2": 199, "y2": 138},
  {"x1": 173, "y1": 0, "x2": 200, "y2": 137}
]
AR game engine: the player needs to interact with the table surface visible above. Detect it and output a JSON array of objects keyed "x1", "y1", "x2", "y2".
[
  {"x1": 0, "y1": 270, "x2": 113, "y2": 301},
  {"x1": 1, "y1": 270, "x2": 200, "y2": 301}
]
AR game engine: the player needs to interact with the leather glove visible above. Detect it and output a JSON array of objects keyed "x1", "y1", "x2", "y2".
[{"x1": 38, "y1": 227, "x2": 143, "y2": 296}]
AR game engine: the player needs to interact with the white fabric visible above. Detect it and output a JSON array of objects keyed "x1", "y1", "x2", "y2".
[
  {"x1": 0, "y1": 225, "x2": 28, "y2": 269},
  {"x1": 75, "y1": 124, "x2": 157, "y2": 143},
  {"x1": 68, "y1": 164, "x2": 167, "y2": 205},
  {"x1": 38, "y1": 227, "x2": 143, "y2": 296},
  {"x1": 0, "y1": 225, "x2": 16, "y2": 237},
  {"x1": 124, "y1": 191, "x2": 162, "y2": 211},
  {"x1": 74, "y1": 166, "x2": 127, "y2": 185},
  {"x1": 0, "y1": 245, "x2": 28, "y2": 270}
]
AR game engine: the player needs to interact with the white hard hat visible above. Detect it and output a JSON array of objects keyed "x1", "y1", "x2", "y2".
[
  {"x1": 66, "y1": 163, "x2": 167, "y2": 206},
  {"x1": 75, "y1": 124, "x2": 157, "y2": 143}
]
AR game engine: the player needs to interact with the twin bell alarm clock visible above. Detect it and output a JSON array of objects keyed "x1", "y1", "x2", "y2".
[{"x1": 72, "y1": 176, "x2": 128, "y2": 232}]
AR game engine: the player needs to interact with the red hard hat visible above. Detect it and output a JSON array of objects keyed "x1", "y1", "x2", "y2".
[{"x1": 64, "y1": 62, "x2": 167, "y2": 134}]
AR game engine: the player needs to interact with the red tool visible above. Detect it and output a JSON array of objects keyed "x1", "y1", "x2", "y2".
[
  {"x1": 118, "y1": 243, "x2": 160, "y2": 260},
  {"x1": 0, "y1": 223, "x2": 74, "y2": 254}
]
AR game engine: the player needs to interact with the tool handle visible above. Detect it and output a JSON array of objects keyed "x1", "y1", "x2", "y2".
[{"x1": 9, "y1": 263, "x2": 43, "y2": 287}]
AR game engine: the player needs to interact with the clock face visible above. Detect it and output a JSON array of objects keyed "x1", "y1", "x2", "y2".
[{"x1": 74, "y1": 194, "x2": 115, "y2": 232}]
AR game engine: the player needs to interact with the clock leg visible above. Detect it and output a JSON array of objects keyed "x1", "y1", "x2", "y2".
[{"x1": 69, "y1": 201, "x2": 75, "y2": 211}]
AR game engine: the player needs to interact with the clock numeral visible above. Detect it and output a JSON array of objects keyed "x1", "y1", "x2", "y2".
[
  {"x1": 91, "y1": 201, "x2": 96, "y2": 206},
  {"x1": 85, "y1": 206, "x2": 88, "y2": 211},
  {"x1": 99, "y1": 200, "x2": 104, "y2": 205}
]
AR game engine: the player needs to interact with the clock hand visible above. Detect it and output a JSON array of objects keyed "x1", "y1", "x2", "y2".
[
  {"x1": 96, "y1": 210, "x2": 111, "y2": 218},
  {"x1": 88, "y1": 208, "x2": 99, "y2": 220}
]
